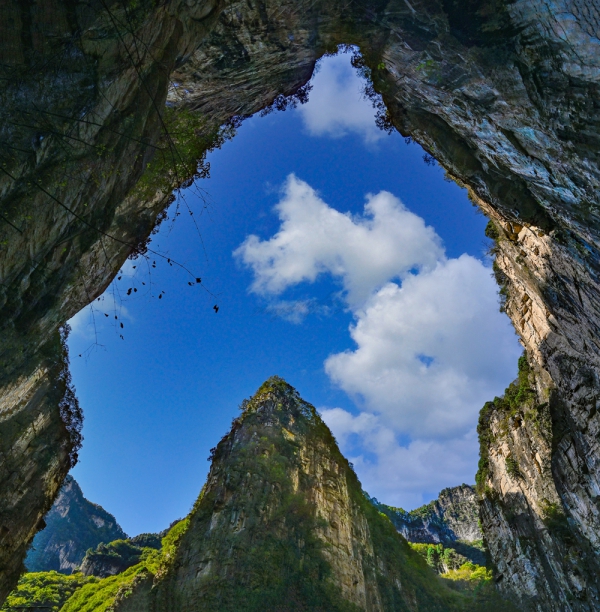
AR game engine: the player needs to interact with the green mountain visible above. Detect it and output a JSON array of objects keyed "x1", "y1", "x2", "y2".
[
  {"x1": 25, "y1": 476, "x2": 127, "y2": 574},
  {"x1": 58, "y1": 377, "x2": 515, "y2": 612}
]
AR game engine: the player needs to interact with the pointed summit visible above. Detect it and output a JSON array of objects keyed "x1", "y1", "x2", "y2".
[
  {"x1": 238, "y1": 375, "x2": 318, "y2": 417},
  {"x1": 92, "y1": 380, "x2": 515, "y2": 612}
]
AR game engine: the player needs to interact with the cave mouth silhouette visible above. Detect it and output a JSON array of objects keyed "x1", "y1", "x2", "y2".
[
  {"x1": 1, "y1": 0, "x2": 599, "y2": 607},
  {"x1": 64, "y1": 48, "x2": 520, "y2": 539}
]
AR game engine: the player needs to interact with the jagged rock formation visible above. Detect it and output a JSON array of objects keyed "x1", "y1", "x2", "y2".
[
  {"x1": 25, "y1": 476, "x2": 126, "y2": 574},
  {"x1": 371, "y1": 484, "x2": 481, "y2": 545},
  {"x1": 371, "y1": 485, "x2": 486, "y2": 566},
  {"x1": 1, "y1": 0, "x2": 600, "y2": 608},
  {"x1": 103, "y1": 377, "x2": 513, "y2": 611}
]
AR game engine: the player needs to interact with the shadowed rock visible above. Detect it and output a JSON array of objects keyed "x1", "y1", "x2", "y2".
[{"x1": 1, "y1": 0, "x2": 600, "y2": 608}]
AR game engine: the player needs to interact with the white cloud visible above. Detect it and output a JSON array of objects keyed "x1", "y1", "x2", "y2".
[
  {"x1": 267, "y1": 299, "x2": 331, "y2": 325},
  {"x1": 320, "y1": 408, "x2": 479, "y2": 509},
  {"x1": 236, "y1": 175, "x2": 520, "y2": 508},
  {"x1": 325, "y1": 255, "x2": 519, "y2": 440},
  {"x1": 297, "y1": 52, "x2": 383, "y2": 143},
  {"x1": 234, "y1": 175, "x2": 442, "y2": 306}
]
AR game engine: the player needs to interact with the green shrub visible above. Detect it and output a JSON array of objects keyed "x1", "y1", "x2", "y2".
[
  {"x1": 1, "y1": 571, "x2": 96, "y2": 612},
  {"x1": 505, "y1": 455, "x2": 521, "y2": 479},
  {"x1": 485, "y1": 220, "x2": 500, "y2": 241}
]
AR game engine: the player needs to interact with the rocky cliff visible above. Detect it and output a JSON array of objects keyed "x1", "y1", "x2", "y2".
[
  {"x1": 79, "y1": 531, "x2": 167, "y2": 579},
  {"x1": 372, "y1": 484, "x2": 482, "y2": 545},
  {"x1": 1, "y1": 0, "x2": 600, "y2": 608},
  {"x1": 84, "y1": 377, "x2": 513, "y2": 612},
  {"x1": 371, "y1": 485, "x2": 485, "y2": 566},
  {"x1": 25, "y1": 476, "x2": 126, "y2": 574}
]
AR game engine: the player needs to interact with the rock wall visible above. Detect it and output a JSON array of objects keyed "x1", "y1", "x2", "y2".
[
  {"x1": 0, "y1": 0, "x2": 224, "y2": 600},
  {"x1": 372, "y1": 484, "x2": 482, "y2": 545},
  {"x1": 1, "y1": 0, "x2": 600, "y2": 608},
  {"x1": 26, "y1": 475, "x2": 126, "y2": 574},
  {"x1": 114, "y1": 377, "x2": 511, "y2": 611}
]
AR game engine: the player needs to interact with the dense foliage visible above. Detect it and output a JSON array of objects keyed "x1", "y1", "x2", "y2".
[
  {"x1": 60, "y1": 520, "x2": 189, "y2": 612},
  {"x1": 409, "y1": 542, "x2": 471, "y2": 573},
  {"x1": 81, "y1": 539, "x2": 155, "y2": 576},
  {"x1": 1, "y1": 571, "x2": 95, "y2": 611}
]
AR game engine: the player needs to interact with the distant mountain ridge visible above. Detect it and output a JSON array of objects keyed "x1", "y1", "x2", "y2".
[
  {"x1": 370, "y1": 485, "x2": 485, "y2": 566},
  {"x1": 370, "y1": 484, "x2": 481, "y2": 544},
  {"x1": 25, "y1": 476, "x2": 126, "y2": 573}
]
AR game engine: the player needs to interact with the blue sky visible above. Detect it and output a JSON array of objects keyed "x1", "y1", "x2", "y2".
[{"x1": 68, "y1": 51, "x2": 521, "y2": 536}]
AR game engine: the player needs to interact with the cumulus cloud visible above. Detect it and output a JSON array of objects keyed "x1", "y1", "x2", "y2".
[
  {"x1": 325, "y1": 255, "x2": 519, "y2": 440},
  {"x1": 320, "y1": 408, "x2": 479, "y2": 509},
  {"x1": 234, "y1": 175, "x2": 442, "y2": 306},
  {"x1": 236, "y1": 175, "x2": 520, "y2": 508},
  {"x1": 297, "y1": 52, "x2": 383, "y2": 143}
]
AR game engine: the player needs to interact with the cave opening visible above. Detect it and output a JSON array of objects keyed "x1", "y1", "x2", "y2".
[
  {"x1": 2, "y1": 0, "x2": 600, "y2": 606},
  {"x1": 63, "y1": 48, "x2": 521, "y2": 537}
]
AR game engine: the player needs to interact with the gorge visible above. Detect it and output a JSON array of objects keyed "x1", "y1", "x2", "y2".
[{"x1": 1, "y1": 0, "x2": 600, "y2": 609}]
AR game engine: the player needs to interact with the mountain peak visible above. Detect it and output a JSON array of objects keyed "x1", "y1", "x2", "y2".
[
  {"x1": 104, "y1": 380, "x2": 517, "y2": 612},
  {"x1": 240, "y1": 376, "x2": 318, "y2": 419}
]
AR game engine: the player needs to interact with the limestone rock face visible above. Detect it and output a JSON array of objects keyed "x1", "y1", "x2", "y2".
[
  {"x1": 372, "y1": 485, "x2": 482, "y2": 546},
  {"x1": 1, "y1": 0, "x2": 600, "y2": 608},
  {"x1": 25, "y1": 475, "x2": 126, "y2": 574},
  {"x1": 115, "y1": 378, "x2": 510, "y2": 611}
]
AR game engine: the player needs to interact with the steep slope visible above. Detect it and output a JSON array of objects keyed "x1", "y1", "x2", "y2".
[
  {"x1": 475, "y1": 353, "x2": 599, "y2": 611},
  {"x1": 80, "y1": 534, "x2": 164, "y2": 578},
  {"x1": 99, "y1": 377, "x2": 514, "y2": 612},
  {"x1": 372, "y1": 484, "x2": 481, "y2": 544},
  {"x1": 371, "y1": 485, "x2": 485, "y2": 565},
  {"x1": 25, "y1": 476, "x2": 126, "y2": 574}
]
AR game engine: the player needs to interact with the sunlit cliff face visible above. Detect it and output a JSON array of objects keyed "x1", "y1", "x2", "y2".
[{"x1": 1, "y1": 0, "x2": 600, "y2": 608}]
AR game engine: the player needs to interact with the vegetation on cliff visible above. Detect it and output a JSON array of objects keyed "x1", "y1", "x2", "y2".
[
  {"x1": 55, "y1": 377, "x2": 517, "y2": 611},
  {"x1": 60, "y1": 519, "x2": 189, "y2": 612},
  {"x1": 80, "y1": 539, "x2": 158, "y2": 578},
  {"x1": 476, "y1": 353, "x2": 550, "y2": 497}
]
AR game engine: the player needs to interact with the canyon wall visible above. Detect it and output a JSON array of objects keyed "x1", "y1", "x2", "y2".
[
  {"x1": 107, "y1": 377, "x2": 511, "y2": 611},
  {"x1": 1, "y1": 0, "x2": 600, "y2": 608},
  {"x1": 371, "y1": 484, "x2": 482, "y2": 545}
]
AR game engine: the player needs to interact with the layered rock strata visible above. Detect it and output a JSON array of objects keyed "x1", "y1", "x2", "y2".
[
  {"x1": 111, "y1": 377, "x2": 511, "y2": 611},
  {"x1": 1, "y1": 0, "x2": 600, "y2": 608}
]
